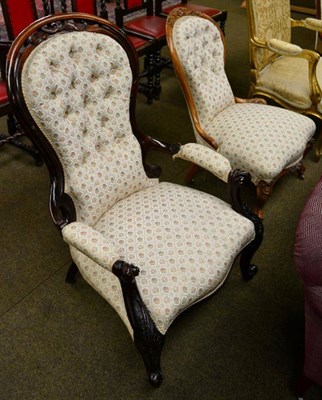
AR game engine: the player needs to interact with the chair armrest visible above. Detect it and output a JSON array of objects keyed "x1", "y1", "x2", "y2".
[
  {"x1": 173, "y1": 143, "x2": 231, "y2": 183},
  {"x1": 267, "y1": 38, "x2": 303, "y2": 56},
  {"x1": 292, "y1": 18, "x2": 322, "y2": 31},
  {"x1": 62, "y1": 222, "x2": 119, "y2": 272}
]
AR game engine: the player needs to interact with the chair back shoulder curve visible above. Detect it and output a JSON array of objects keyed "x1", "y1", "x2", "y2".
[
  {"x1": 7, "y1": 13, "x2": 156, "y2": 229},
  {"x1": 166, "y1": 8, "x2": 235, "y2": 139},
  {"x1": 246, "y1": 0, "x2": 291, "y2": 70}
]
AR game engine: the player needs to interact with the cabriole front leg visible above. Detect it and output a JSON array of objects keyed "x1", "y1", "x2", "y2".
[{"x1": 113, "y1": 260, "x2": 165, "y2": 387}]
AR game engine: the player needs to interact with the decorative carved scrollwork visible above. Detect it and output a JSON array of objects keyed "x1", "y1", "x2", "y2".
[
  {"x1": 112, "y1": 260, "x2": 164, "y2": 387},
  {"x1": 227, "y1": 169, "x2": 264, "y2": 280},
  {"x1": 166, "y1": 8, "x2": 204, "y2": 28}
]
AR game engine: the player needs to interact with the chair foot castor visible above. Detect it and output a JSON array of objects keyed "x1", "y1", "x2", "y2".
[{"x1": 148, "y1": 370, "x2": 163, "y2": 387}]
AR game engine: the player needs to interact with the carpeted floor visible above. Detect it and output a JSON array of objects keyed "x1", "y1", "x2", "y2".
[{"x1": 1, "y1": 1, "x2": 322, "y2": 399}]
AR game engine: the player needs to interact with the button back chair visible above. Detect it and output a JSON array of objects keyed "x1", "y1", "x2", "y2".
[
  {"x1": 246, "y1": 0, "x2": 322, "y2": 161},
  {"x1": 7, "y1": 12, "x2": 264, "y2": 386},
  {"x1": 166, "y1": 8, "x2": 316, "y2": 218}
]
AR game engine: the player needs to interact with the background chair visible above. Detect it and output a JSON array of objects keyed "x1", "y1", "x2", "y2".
[
  {"x1": 115, "y1": 0, "x2": 167, "y2": 101},
  {"x1": 155, "y1": 0, "x2": 228, "y2": 34},
  {"x1": 246, "y1": 0, "x2": 322, "y2": 161},
  {"x1": 0, "y1": 0, "x2": 48, "y2": 164},
  {"x1": 166, "y1": 8, "x2": 316, "y2": 218},
  {"x1": 293, "y1": 175, "x2": 322, "y2": 398},
  {"x1": 7, "y1": 12, "x2": 263, "y2": 386}
]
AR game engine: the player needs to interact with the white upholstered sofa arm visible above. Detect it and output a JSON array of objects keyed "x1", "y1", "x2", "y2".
[
  {"x1": 173, "y1": 143, "x2": 232, "y2": 183},
  {"x1": 267, "y1": 38, "x2": 303, "y2": 56},
  {"x1": 62, "y1": 222, "x2": 119, "y2": 272}
]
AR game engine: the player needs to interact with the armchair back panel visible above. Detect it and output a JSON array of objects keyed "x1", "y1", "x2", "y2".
[
  {"x1": 21, "y1": 31, "x2": 156, "y2": 227},
  {"x1": 248, "y1": 0, "x2": 291, "y2": 70},
  {"x1": 172, "y1": 16, "x2": 234, "y2": 135}
]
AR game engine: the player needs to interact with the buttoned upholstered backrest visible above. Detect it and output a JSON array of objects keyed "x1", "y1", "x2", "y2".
[
  {"x1": 20, "y1": 26, "x2": 156, "y2": 227},
  {"x1": 247, "y1": 0, "x2": 291, "y2": 70},
  {"x1": 170, "y1": 15, "x2": 235, "y2": 135}
]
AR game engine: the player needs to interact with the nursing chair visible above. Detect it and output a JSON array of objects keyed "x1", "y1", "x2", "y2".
[
  {"x1": 7, "y1": 12, "x2": 264, "y2": 386},
  {"x1": 166, "y1": 8, "x2": 316, "y2": 218},
  {"x1": 294, "y1": 176, "x2": 322, "y2": 398},
  {"x1": 246, "y1": 0, "x2": 322, "y2": 161}
]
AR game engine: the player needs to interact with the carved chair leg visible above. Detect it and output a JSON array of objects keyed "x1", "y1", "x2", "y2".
[
  {"x1": 185, "y1": 163, "x2": 201, "y2": 184},
  {"x1": 113, "y1": 261, "x2": 165, "y2": 387},
  {"x1": 65, "y1": 262, "x2": 79, "y2": 284},
  {"x1": 315, "y1": 129, "x2": 322, "y2": 162},
  {"x1": 134, "y1": 327, "x2": 165, "y2": 387},
  {"x1": 239, "y1": 208, "x2": 264, "y2": 281},
  {"x1": 255, "y1": 181, "x2": 273, "y2": 219},
  {"x1": 153, "y1": 49, "x2": 162, "y2": 100}
]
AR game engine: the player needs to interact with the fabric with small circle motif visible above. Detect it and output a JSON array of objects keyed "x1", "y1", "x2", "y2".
[
  {"x1": 62, "y1": 222, "x2": 119, "y2": 272},
  {"x1": 173, "y1": 143, "x2": 231, "y2": 183},
  {"x1": 21, "y1": 31, "x2": 158, "y2": 227},
  {"x1": 172, "y1": 16, "x2": 315, "y2": 185},
  {"x1": 72, "y1": 182, "x2": 255, "y2": 335}
]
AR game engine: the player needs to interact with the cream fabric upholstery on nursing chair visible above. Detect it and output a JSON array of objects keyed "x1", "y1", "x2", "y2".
[
  {"x1": 7, "y1": 13, "x2": 264, "y2": 386},
  {"x1": 246, "y1": 0, "x2": 322, "y2": 160},
  {"x1": 166, "y1": 8, "x2": 316, "y2": 218}
]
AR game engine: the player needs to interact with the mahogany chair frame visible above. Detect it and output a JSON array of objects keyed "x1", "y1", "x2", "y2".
[
  {"x1": 6, "y1": 12, "x2": 263, "y2": 386},
  {"x1": 155, "y1": 0, "x2": 228, "y2": 34}
]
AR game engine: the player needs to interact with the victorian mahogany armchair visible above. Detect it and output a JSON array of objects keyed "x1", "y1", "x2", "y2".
[
  {"x1": 166, "y1": 8, "x2": 316, "y2": 218},
  {"x1": 294, "y1": 176, "x2": 322, "y2": 398},
  {"x1": 7, "y1": 12, "x2": 264, "y2": 385},
  {"x1": 246, "y1": 0, "x2": 322, "y2": 161}
]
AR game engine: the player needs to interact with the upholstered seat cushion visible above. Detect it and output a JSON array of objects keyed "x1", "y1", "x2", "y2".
[
  {"x1": 69, "y1": 182, "x2": 255, "y2": 336},
  {"x1": 206, "y1": 103, "x2": 315, "y2": 184},
  {"x1": 257, "y1": 56, "x2": 322, "y2": 111},
  {"x1": 125, "y1": 16, "x2": 166, "y2": 39}
]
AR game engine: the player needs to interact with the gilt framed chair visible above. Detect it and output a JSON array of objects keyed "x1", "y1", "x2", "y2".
[
  {"x1": 7, "y1": 12, "x2": 264, "y2": 386},
  {"x1": 246, "y1": 0, "x2": 322, "y2": 161},
  {"x1": 166, "y1": 8, "x2": 316, "y2": 218}
]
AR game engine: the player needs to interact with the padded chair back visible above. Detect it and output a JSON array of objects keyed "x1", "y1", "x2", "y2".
[
  {"x1": 247, "y1": 0, "x2": 292, "y2": 70},
  {"x1": 8, "y1": 13, "x2": 156, "y2": 228},
  {"x1": 166, "y1": 10, "x2": 234, "y2": 142}
]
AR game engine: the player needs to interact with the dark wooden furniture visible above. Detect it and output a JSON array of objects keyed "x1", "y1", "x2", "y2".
[
  {"x1": 115, "y1": 0, "x2": 167, "y2": 101},
  {"x1": 155, "y1": 0, "x2": 228, "y2": 34},
  {"x1": 0, "y1": 0, "x2": 49, "y2": 164},
  {"x1": 7, "y1": 12, "x2": 263, "y2": 386}
]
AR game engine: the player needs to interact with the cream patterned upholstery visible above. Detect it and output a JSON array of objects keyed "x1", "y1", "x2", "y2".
[
  {"x1": 22, "y1": 32, "x2": 158, "y2": 227},
  {"x1": 11, "y1": 13, "x2": 265, "y2": 386},
  {"x1": 246, "y1": 0, "x2": 322, "y2": 162},
  {"x1": 71, "y1": 182, "x2": 255, "y2": 335},
  {"x1": 21, "y1": 28, "x2": 255, "y2": 336},
  {"x1": 169, "y1": 14, "x2": 315, "y2": 186}
]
